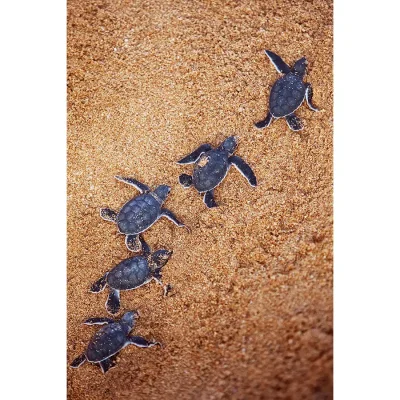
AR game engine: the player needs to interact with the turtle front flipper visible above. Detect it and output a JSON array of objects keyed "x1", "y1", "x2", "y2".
[
  {"x1": 115, "y1": 176, "x2": 150, "y2": 193},
  {"x1": 177, "y1": 144, "x2": 212, "y2": 164},
  {"x1": 285, "y1": 114, "x2": 304, "y2": 131},
  {"x1": 99, "y1": 354, "x2": 118, "y2": 374},
  {"x1": 127, "y1": 336, "x2": 161, "y2": 348},
  {"x1": 203, "y1": 190, "x2": 218, "y2": 208},
  {"x1": 178, "y1": 173, "x2": 193, "y2": 188},
  {"x1": 125, "y1": 234, "x2": 141, "y2": 252},
  {"x1": 254, "y1": 112, "x2": 273, "y2": 130},
  {"x1": 106, "y1": 289, "x2": 121, "y2": 315},
  {"x1": 90, "y1": 273, "x2": 109, "y2": 293},
  {"x1": 160, "y1": 209, "x2": 187, "y2": 229},
  {"x1": 229, "y1": 156, "x2": 257, "y2": 187},
  {"x1": 83, "y1": 317, "x2": 115, "y2": 325},
  {"x1": 70, "y1": 353, "x2": 87, "y2": 369},
  {"x1": 305, "y1": 83, "x2": 319, "y2": 111},
  {"x1": 264, "y1": 50, "x2": 291, "y2": 74},
  {"x1": 100, "y1": 208, "x2": 118, "y2": 223}
]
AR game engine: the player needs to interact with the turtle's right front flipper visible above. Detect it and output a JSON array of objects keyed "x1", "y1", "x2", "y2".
[
  {"x1": 254, "y1": 112, "x2": 273, "y2": 130},
  {"x1": 70, "y1": 353, "x2": 87, "y2": 369},
  {"x1": 264, "y1": 50, "x2": 291, "y2": 74},
  {"x1": 177, "y1": 144, "x2": 212, "y2": 164}
]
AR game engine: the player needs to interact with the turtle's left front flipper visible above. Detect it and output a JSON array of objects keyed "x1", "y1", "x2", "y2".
[
  {"x1": 305, "y1": 83, "x2": 319, "y2": 111},
  {"x1": 99, "y1": 355, "x2": 118, "y2": 374},
  {"x1": 127, "y1": 336, "x2": 161, "y2": 348},
  {"x1": 229, "y1": 156, "x2": 257, "y2": 187}
]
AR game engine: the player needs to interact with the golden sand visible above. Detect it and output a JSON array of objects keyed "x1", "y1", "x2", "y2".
[{"x1": 67, "y1": 0, "x2": 333, "y2": 398}]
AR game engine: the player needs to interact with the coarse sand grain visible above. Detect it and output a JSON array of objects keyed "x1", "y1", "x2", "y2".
[{"x1": 67, "y1": 0, "x2": 333, "y2": 399}]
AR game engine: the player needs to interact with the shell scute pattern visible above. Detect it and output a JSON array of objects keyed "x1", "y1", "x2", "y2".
[
  {"x1": 193, "y1": 151, "x2": 230, "y2": 192},
  {"x1": 107, "y1": 257, "x2": 151, "y2": 290},
  {"x1": 86, "y1": 323, "x2": 126, "y2": 362},
  {"x1": 117, "y1": 194, "x2": 160, "y2": 234},
  {"x1": 270, "y1": 73, "x2": 306, "y2": 117}
]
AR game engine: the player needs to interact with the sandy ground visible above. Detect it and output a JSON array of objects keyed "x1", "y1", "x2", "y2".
[{"x1": 67, "y1": 0, "x2": 333, "y2": 399}]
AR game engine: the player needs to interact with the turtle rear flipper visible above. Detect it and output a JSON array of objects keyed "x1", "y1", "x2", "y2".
[
  {"x1": 115, "y1": 176, "x2": 150, "y2": 193},
  {"x1": 99, "y1": 355, "x2": 118, "y2": 374},
  {"x1": 255, "y1": 112, "x2": 273, "y2": 129},
  {"x1": 125, "y1": 234, "x2": 141, "y2": 252},
  {"x1": 229, "y1": 155, "x2": 257, "y2": 187},
  {"x1": 100, "y1": 208, "x2": 118, "y2": 223},
  {"x1": 285, "y1": 114, "x2": 303, "y2": 131},
  {"x1": 179, "y1": 174, "x2": 193, "y2": 188},
  {"x1": 265, "y1": 50, "x2": 291, "y2": 74},
  {"x1": 203, "y1": 190, "x2": 218, "y2": 208},
  {"x1": 106, "y1": 289, "x2": 121, "y2": 315},
  {"x1": 177, "y1": 144, "x2": 212, "y2": 164},
  {"x1": 70, "y1": 353, "x2": 87, "y2": 369},
  {"x1": 305, "y1": 83, "x2": 319, "y2": 111},
  {"x1": 138, "y1": 235, "x2": 151, "y2": 257},
  {"x1": 90, "y1": 273, "x2": 108, "y2": 293}
]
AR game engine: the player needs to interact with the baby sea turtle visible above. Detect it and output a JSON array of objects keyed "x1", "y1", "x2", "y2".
[
  {"x1": 90, "y1": 237, "x2": 173, "y2": 315},
  {"x1": 177, "y1": 136, "x2": 257, "y2": 208},
  {"x1": 70, "y1": 311, "x2": 160, "y2": 374},
  {"x1": 255, "y1": 50, "x2": 319, "y2": 131},
  {"x1": 101, "y1": 176, "x2": 187, "y2": 252}
]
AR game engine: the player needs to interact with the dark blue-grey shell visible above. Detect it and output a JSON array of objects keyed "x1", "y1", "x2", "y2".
[
  {"x1": 117, "y1": 193, "x2": 161, "y2": 234},
  {"x1": 270, "y1": 73, "x2": 306, "y2": 117},
  {"x1": 107, "y1": 256, "x2": 151, "y2": 290},
  {"x1": 86, "y1": 323, "x2": 127, "y2": 362},
  {"x1": 193, "y1": 150, "x2": 230, "y2": 192}
]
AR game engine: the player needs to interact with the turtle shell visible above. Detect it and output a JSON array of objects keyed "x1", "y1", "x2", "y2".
[
  {"x1": 269, "y1": 73, "x2": 306, "y2": 117},
  {"x1": 86, "y1": 323, "x2": 127, "y2": 362},
  {"x1": 193, "y1": 150, "x2": 230, "y2": 193},
  {"x1": 107, "y1": 256, "x2": 151, "y2": 290},
  {"x1": 117, "y1": 193, "x2": 161, "y2": 234}
]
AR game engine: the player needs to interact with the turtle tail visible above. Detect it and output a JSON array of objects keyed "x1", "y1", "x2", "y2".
[{"x1": 90, "y1": 273, "x2": 108, "y2": 293}]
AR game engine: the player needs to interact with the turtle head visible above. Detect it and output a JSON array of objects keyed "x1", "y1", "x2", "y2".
[
  {"x1": 153, "y1": 185, "x2": 171, "y2": 202},
  {"x1": 219, "y1": 136, "x2": 238, "y2": 154},
  {"x1": 150, "y1": 249, "x2": 173, "y2": 273},
  {"x1": 120, "y1": 310, "x2": 139, "y2": 331},
  {"x1": 292, "y1": 57, "x2": 308, "y2": 78}
]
